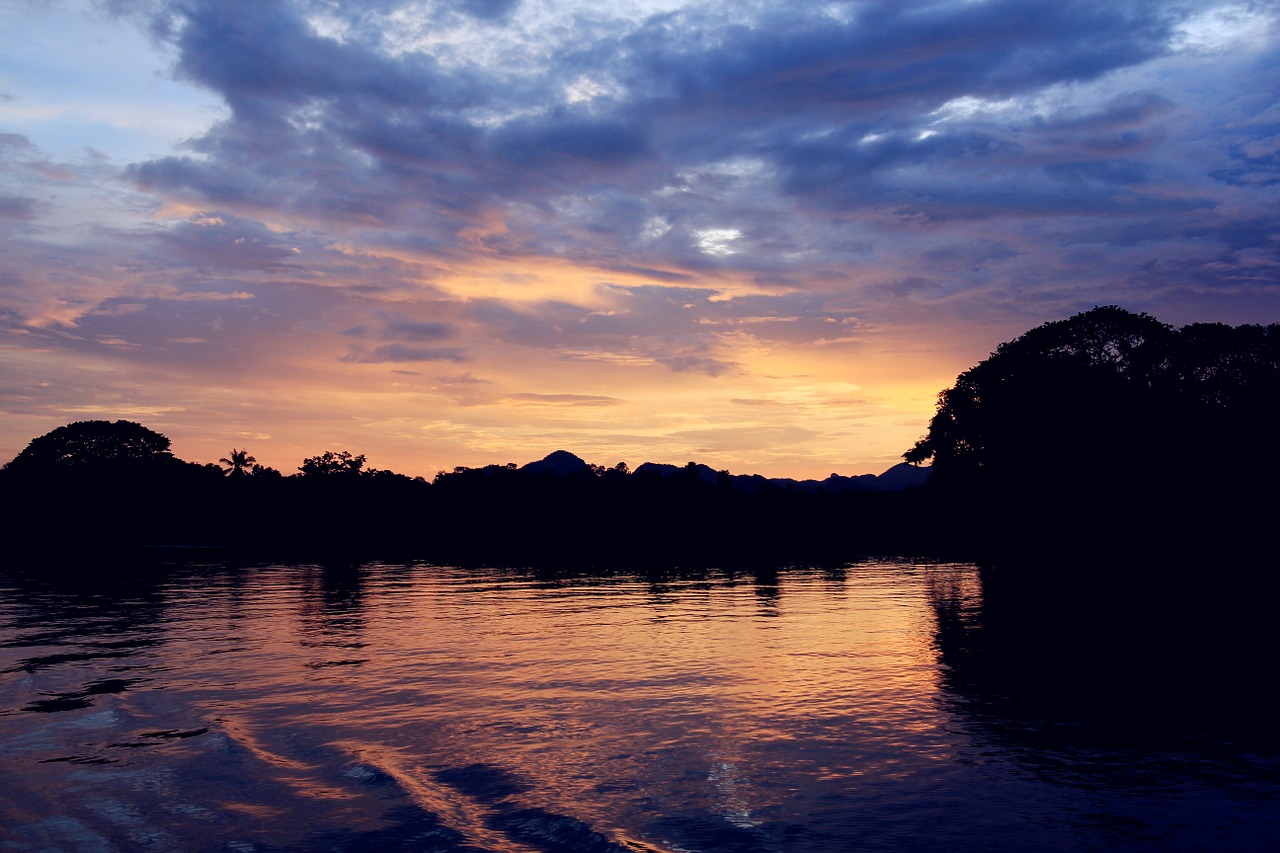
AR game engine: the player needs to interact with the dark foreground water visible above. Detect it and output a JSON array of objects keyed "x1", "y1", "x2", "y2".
[{"x1": 1, "y1": 560, "x2": 1277, "y2": 852}]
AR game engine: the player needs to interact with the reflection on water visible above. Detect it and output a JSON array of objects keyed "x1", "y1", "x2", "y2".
[{"x1": 1, "y1": 561, "x2": 1276, "y2": 852}]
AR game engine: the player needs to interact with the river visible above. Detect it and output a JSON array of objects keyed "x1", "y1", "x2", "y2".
[{"x1": 1, "y1": 560, "x2": 1276, "y2": 851}]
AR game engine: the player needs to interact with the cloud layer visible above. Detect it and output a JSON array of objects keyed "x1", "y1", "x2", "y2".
[{"x1": 1, "y1": 0, "x2": 1277, "y2": 476}]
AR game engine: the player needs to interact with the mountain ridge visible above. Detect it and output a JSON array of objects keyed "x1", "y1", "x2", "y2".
[{"x1": 516, "y1": 450, "x2": 930, "y2": 492}]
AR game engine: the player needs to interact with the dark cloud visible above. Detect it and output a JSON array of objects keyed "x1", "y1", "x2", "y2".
[
  {"x1": 0, "y1": 196, "x2": 37, "y2": 221},
  {"x1": 341, "y1": 344, "x2": 468, "y2": 363},
  {"x1": 110, "y1": 0, "x2": 1271, "y2": 295},
  {"x1": 1042, "y1": 159, "x2": 1151, "y2": 186},
  {"x1": 170, "y1": 0, "x2": 450, "y2": 111},
  {"x1": 383, "y1": 320, "x2": 457, "y2": 341},
  {"x1": 658, "y1": 352, "x2": 738, "y2": 377},
  {"x1": 138, "y1": 214, "x2": 303, "y2": 271},
  {"x1": 1213, "y1": 88, "x2": 1280, "y2": 187},
  {"x1": 611, "y1": 0, "x2": 1178, "y2": 143},
  {"x1": 922, "y1": 241, "x2": 1021, "y2": 267},
  {"x1": 774, "y1": 89, "x2": 1192, "y2": 217},
  {"x1": 346, "y1": 318, "x2": 459, "y2": 341},
  {"x1": 0, "y1": 132, "x2": 37, "y2": 152},
  {"x1": 456, "y1": 0, "x2": 520, "y2": 21},
  {"x1": 1046, "y1": 91, "x2": 1177, "y2": 136},
  {"x1": 490, "y1": 113, "x2": 650, "y2": 166}
]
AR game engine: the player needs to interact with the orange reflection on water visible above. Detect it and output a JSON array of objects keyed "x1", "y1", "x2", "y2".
[
  {"x1": 4, "y1": 560, "x2": 1278, "y2": 851},
  {"x1": 0, "y1": 561, "x2": 978, "y2": 851}
]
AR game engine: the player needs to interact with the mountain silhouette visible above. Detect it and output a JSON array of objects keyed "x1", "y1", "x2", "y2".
[
  {"x1": 623, "y1": 458, "x2": 928, "y2": 492},
  {"x1": 520, "y1": 450, "x2": 593, "y2": 476}
]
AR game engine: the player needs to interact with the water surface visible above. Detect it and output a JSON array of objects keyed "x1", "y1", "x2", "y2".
[{"x1": 1, "y1": 561, "x2": 1275, "y2": 851}]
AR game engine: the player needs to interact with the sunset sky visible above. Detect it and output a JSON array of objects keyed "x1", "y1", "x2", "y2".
[{"x1": 2, "y1": 0, "x2": 1277, "y2": 478}]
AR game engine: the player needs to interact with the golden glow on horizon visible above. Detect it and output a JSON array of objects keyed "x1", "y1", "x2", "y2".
[
  {"x1": 2, "y1": 203, "x2": 977, "y2": 481},
  {"x1": 2, "y1": 276, "x2": 960, "y2": 481}
]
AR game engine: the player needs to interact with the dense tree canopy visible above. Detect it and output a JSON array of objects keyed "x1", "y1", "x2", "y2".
[
  {"x1": 2, "y1": 420, "x2": 175, "y2": 473},
  {"x1": 299, "y1": 450, "x2": 367, "y2": 477},
  {"x1": 905, "y1": 306, "x2": 1279, "y2": 476},
  {"x1": 904, "y1": 308, "x2": 1169, "y2": 482},
  {"x1": 904, "y1": 306, "x2": 1279, "y2": 558}
]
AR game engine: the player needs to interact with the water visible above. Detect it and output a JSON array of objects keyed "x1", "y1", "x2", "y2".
[{"x1": 1, "y1": 560, "x2": 1276, "y2": 852}]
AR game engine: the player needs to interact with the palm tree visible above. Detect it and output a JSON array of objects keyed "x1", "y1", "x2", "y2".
[{"x1": 219, "y1": 448, "x2": 257, "y2": 477}]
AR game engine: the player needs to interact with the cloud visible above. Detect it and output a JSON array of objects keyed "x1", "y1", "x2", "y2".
[
  {"x1": 437, "y1": 372, "x2": 491, "y2": 384},
  {"x1": 658, "y1": 352, "x2": 738, "y2": 376},
  {"x1": 139, "y1": 214, "x2": 304, "y2": 271},
  {"x1": 383, "y1": 320, "x2": 457, "y2": 341},
  {"x1": 0, "y1": 196, "x2": 37, "y2": 221},
  {"x1": 345, "y1": 318, "x2": 459, "y2": 341},
  {"x1": 456, "y1": 0, "x2": 520, "y2": 21},
  {"x1": 3, "y1": 0, "x2": 1279, "y2": 478},
  {"x1": 98, "y1": 0, "x2": 1273, "y2": 302},
  {"x1": 491, "y1": 114, "x2": 651, "y2": 166},
  {"x1": 503, "y1": 393, "x2": 622, "y2": 406},
  {"x1": 461, "y1": 282, "x2": 863, "y2": 376},
  {"x1": 341, "y1": 344, "x2": 468, "y2": 363}
]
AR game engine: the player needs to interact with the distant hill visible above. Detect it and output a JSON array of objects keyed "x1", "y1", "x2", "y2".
[
  {"x1": 521, "y1": 449, "x2": 594, "y2": 476},
  {"x1": 518, "y1": 452, "x2": 932, "y2": 492}
]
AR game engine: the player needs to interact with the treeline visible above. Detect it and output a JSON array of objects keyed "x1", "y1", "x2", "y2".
[{"x1": 0, "y1": 420, "x2": 951, "y2": 564}]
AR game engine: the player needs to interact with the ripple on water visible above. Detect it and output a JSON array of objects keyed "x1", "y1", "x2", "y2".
[{"x1": 1, "y1": 560, "x2": 1278, "y2": 853}]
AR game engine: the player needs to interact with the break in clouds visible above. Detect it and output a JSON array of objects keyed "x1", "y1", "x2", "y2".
[{"x1": 1, "y1": 0, "x2": 1278, "y2": 475}]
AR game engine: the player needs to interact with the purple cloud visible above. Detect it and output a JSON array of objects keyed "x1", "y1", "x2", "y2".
[{"x1": 341, "y1": 344, "x2": 468, "y2": 363}]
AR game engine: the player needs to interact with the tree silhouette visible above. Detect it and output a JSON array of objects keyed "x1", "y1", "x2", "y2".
[
  {"x1": 299, "y1": 450, "x2": 367, "y2": 477},
  {"x1": 2, "y1": 420, "x2": 174, "y2": 473},
  {"x1": 904, "y1": 305, "x2": 1279, "y2": 559},
  {"x1": 0, "y1": 420, "x2": 229, "y2": 552},
  {"x1": 219, "y1": 448, "x2": 257, "y2": 477},
  {"x1": 903, "y1": 307, "x2": 1174, "y2": 486}
]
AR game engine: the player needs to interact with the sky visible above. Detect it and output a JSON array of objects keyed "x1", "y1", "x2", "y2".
[{"x1": 2, "y1": 0, "x2": 1277, "y2": 479}]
